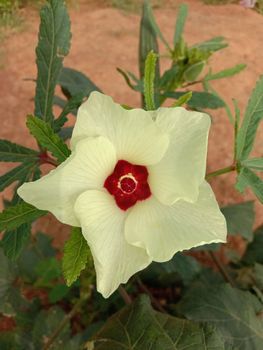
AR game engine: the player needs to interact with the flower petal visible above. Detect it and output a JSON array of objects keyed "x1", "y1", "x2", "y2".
[
  {"x1": 17, "y1": 137, "x2": 116, "y2": 226},
  {"x1": 149, "y1": 107, "x2": 211, "y2": 205},
  {"x1": 125, "y1": 181, "x2": 227, "y2": 262},
  {"x1": 71, "y1": 92, "x2": 169, "y2": 165},
  {"x1": 74, "y1": 190, "x2": 151, "y2": 298}
]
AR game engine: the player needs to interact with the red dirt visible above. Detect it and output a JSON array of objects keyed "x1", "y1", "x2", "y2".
[{"x1": 0, "y1": 0, "x2": 263, "y2": 246}]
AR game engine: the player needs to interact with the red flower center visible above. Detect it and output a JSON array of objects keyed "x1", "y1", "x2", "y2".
[{"x1": 104, "y1": 160, "x2": 151, "y2": 210}]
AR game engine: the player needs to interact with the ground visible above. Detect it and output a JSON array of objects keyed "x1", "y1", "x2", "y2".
[{"x1": 0, "y1": 0, "x2": 263, "y2": 246}]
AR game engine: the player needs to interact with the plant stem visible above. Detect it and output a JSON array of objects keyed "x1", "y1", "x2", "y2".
[
  {"x1": 43, "y1": 296, "x2": 87, "y2": 350},
  {"x1": 118, "y1": 285, "x2": 132, "y2": 305},
  {"x1": 136, "y1": 277, "x2": 167, "y2": 313},
  {"x1": 208, "y1": 251, "x2": 236, "y2": 287},
  {"x1": 206, "y1": 165, "x2": 236, "y2": 180}
]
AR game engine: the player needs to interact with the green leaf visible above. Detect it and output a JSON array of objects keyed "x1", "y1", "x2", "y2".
[
  {"x1": 158, "y1": 65, "x2": 179, "y2": 90},
  {"x1": 171, "y1": 91, "x2": 192, "y2": 107},
  {"x1": 221, "y1": 201, "x2": 255, "y2": 241},
  {"x1": 54, "y1": 92, "x2": 85, "y2": 131},
  {"x1": 205, "y1": 64, "x2": 246, "y2": 81},
  {"x1": 0, "y1": 140, "x2": 38, "y2": 163},
  {"x1": 62, "y1": 227, "x2": 89, "y2": 286},
  {"x1": 0, "y1": 162, "x2": 38, "y2": 192},
  {"x1": 89, "y1": 295, "x2": 225, "y2": 350},
  {"x1": 183, "y1": 61, "x2": 205, "y2": 82},
  {"x1": 139, "y1": 0, "x2": 160, "y2": 87},
  {"x1": 164, "y1": 91, "x2": 225, "y2": 109},
  {"x1": 236, "y1": 167, "x2": 263, "y2": 203},
  {"x1": 236, "y1": 75, "x2": 263, "y2": 160},
  {"x1": 35, "y1": 0, "x2": 71, "y2": 125},
  {"x1": 18, "y1": 232, "x2": 56, "y2": 281},
  {"x1": 192, "y1": 36, "x2": 227, "y2": 53},
  {"x1": 242, "y1": 226, "x2": 263, "y2": 265},
  {"x1": 173, "y1": 4, "x2": 188, "y2": 46},
  {"x1": 32, "y1": 307, "x2": 70, "y2": 349},
  {"x1": 27, "y1": 115, "x2": 70, "y2": 163},
  {"x1": 0, "y1": 248, "x2": 17, "y2": 299},
  {"x1": 49, "y1": 284, "x2": 69, "y2": 303},
  {"x1": 58, "y1": 67, "x2": 101, "y2": 98},
  {"x1": 241, "y1": 158, "x2": 263, "y2": 171},
  {"x1": 178, "y1": 283, "x2": 263, "y2": 350},
  {"x1": 0, "y1": 202, "x2": 47, "y2": 232},
  {"x1": 141, "y1": 0, "x2": 170, "y2": 52},
  {"x1": 144, "y1": 51, "x2": 157, "y2": 110},
  {"x1": 2, "y1": 223, "x2": 31, "y2": 261},
  {"x1": 58, "y1": 126, "x2": 73, "y2": 140},
  {"x1": 117, "y1": 68, "x2": 143, "y2": 92},
  {"x1": 35, "y1": 257, "x2": 61, "y2": 286},
  {"x1": 142, "y1": 252, "x2": 201, "y2": 287}
]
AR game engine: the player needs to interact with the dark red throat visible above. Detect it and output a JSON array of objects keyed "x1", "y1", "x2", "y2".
[{"x1": 104, "y1": 160, "x2": 151, "y2": 210}]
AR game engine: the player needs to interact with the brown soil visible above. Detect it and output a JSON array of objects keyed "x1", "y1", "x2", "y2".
[{"x1": 0, "y1": 0, "x2": 263, "y2": 247}]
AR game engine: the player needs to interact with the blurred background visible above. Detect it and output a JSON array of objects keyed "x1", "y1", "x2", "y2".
[{"x1": 0, "y1": 0, "x2": 262, "y2": 247}]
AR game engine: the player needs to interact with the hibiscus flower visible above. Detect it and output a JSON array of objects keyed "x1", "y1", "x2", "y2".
[{"x1": 18, "y1": 92, "x2": 227, "y2": 297}]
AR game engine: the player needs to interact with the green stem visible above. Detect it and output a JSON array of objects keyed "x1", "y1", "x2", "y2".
[
  {"x1": 206, "y1": 165, "x2": 236, "y2": 180},
  {"x1": 43, "y1": 296, "x2": 87, "y2": 350}
]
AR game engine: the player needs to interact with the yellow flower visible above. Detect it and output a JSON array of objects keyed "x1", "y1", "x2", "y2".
[{"x1": 18, "y1": 92, "x2": 227, "y2": 297}]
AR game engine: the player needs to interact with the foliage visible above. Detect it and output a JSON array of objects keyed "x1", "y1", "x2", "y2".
[{"x1": 1, "y1": 0, "x2": 263, "y2": 348}]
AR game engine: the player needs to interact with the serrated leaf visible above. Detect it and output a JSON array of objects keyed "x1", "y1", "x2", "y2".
[
  {"x1": 205, "y1": 64, "x2": 246, "y2": 81},
  {"x1": 0, "y1": 140, "x2": 38, "y2": 163},
  {"x1": 242, "y1": 226, "x2": 263, "y2": 265},
  {"x1": 54, "y1": 92, "x2": 85, "y2": 131},
  {"x1": 236, "y1": 167, "x2": 263, "y2": 203},
  {"x1": 236, "y1": 76, "x2": 263, "y2": 160},
  {"x1": 241, "y1": 158, "x2": 263, "y2": 171},
  {"x1": 0, "y1": 202, "x2": 47, "y2": 232},
  {"x1": 35, "y1": 0, "x2": 71, "y2": 126},
  {"x1": 183, "y1": 61, "x2": 205, "y2": 82},
  {"x1": 0, "y1": 162, "x2": 37, "y2": 193},
  {"x1": 171, "y1": 91, "x2": 192, "y2": 107},
  {"x1": 2, "y1": 223, "x2": 31, "y2": 261},
  {"x1": 90, "y1": 295, "x2": 225, "y2": 350},
  {"x1": 144, "y1": 51, "x2": 157, "y2": 110},
  {"x1": 164, "y1": 90, "x2": 225, "y2": 109},
  {"x1": 178, "y1": 284, "x2": 263, "y2": 350},
  {"x1": 58, "y1": 67, "x2": 101, "y2": 99},
  {"x1": 191, "y1": 36, "x2": 227, "y2": 52},
  {"x1": 27, "y1": 115, "x2": 70, "y2": 163},
  {"x1": 221, "y1": 201, "x2": 255, "y2": 241},
  {"x1": 62, "y1": 227, "x2": 89, "y2": 286},
  {"x1": 173, "y1": 4, "x2": 188, "y2": 46}
]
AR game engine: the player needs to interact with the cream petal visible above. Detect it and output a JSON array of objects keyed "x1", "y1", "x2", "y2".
[
  {"x1": 17, "y1": 137, "x2": 116, "y2": 226},
  {"x1": 74, "y1": 190, "x2": 151, "y2": 298},
  {"x1": 149, "y1": 107, "x2": 211, "y2": 205},
  {"x1": 125, "y1": 181, "x2": 227, "y2": 262},
  {"x1": 71, "y1": 92, "x2": 169, "y2": 165}
]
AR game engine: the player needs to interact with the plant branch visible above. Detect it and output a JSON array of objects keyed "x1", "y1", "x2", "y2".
[
  {"x1": 208, "y1": 251, "x2": 236, "y2": 287},
  {"x1": 118, "y1": 285, "x2": 132, "y2": 305},
  {"x1": 136, "y1": 277, "x2": 167, "y2": 313},
  {"x1": 206, "y1": 165, "x2": 236, "y2": 180},
  {"x1": 43, "y1": 296, "x2": 87, "y2": 350}
]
